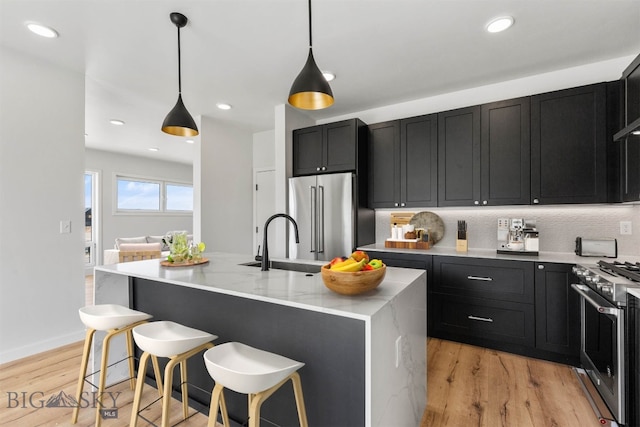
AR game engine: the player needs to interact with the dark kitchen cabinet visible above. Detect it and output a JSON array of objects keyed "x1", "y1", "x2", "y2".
[
  {"x1": 293, "y1": 119, "x2": 366, "y2": 176},
  {"x1": 480, "y1": 97, "x2": 531, "y2": 205},
  {"x1": 367, "y1": 114, "x2": 438, "y2": 208},
  {"x1": 621, "y1": 135, "x2": 640, "y2": 201},
  {"x1": 431, "y1": 256, "x2": 536, "y2": 351},
  {"x1": 534, "y1": 262, "x2": 580, "y2": 365},
  {"x1": 437, "y1": 106, "x2": 481, "y2": 206},
  {"x1": 531, "y1": 83, "x2": 608, "y2": 204}
]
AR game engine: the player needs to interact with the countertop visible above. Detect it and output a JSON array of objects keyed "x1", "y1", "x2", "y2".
[
  {"x1": 94, "y1": 252, "x2": 426, "y2": 321},
  {"x1": 359, "y1": 243, "x2": 640, "y2": 265}
]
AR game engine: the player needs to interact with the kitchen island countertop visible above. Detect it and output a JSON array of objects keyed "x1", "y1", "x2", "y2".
[{"x1": 93, "y1": 252, "x2": 427, "y2": 427}]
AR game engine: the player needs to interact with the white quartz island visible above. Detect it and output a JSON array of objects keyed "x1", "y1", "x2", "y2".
[{"x1": 93, "y1": 252, "x2": 427, "y2": 427}]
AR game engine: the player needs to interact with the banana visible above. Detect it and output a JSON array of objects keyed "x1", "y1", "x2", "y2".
[
  {"x1": 330, "y1": 258, "x2": 356, "y2": 270},
  {"x1": 333, "y1": 258, "x2": 366, "y2": 272}
]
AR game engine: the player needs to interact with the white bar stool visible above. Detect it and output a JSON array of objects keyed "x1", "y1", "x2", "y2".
[
  {"x1": 130, "y1": 321, "x2": 217, "y2": 427},
  {"x1": 71, "y1": 304, "x2": 163, "y2": 427},
  {"x1": 203, "y1": 342, "x2": 309, "y2": 427}
]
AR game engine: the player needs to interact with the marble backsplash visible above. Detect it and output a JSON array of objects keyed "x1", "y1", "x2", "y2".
[{"x1": 375, "y1": 203, "x2": 640, "y2": 257}]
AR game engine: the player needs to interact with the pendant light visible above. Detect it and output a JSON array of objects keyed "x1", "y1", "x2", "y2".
[
  {"x1": 288, "y1": 0, "x2": 334, "y2": 110},
  {"x1": 162, "y1": 12, "x2": 198, "y2": 137}
]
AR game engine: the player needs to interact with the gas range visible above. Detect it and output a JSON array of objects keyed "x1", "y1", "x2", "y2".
[{"x1": 573, "y1": 260, "x2": 640, "y2": 306}]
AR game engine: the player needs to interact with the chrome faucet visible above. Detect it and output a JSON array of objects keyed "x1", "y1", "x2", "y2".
[{"x1": 261, "y1": 213, "x2": 299, "y2": 271}]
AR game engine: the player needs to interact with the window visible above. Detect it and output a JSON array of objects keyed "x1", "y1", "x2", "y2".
[{"x1": 115, "y1": 175, "x2": 192, "y2": 213}]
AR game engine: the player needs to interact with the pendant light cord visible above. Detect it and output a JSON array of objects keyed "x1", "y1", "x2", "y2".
[
  {"x1": 308, "y1": 0, "x2": 312, "y2": 48},
  {"x1": 177, "y1": 25, "x2": 182, "y2": 94}
]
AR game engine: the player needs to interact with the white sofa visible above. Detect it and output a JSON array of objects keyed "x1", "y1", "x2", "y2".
[{"x1": 103, "y1": 233, "x2": 192, "y2": 265}]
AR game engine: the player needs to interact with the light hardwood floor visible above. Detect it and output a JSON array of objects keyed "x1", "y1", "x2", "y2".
[
  {"x1": 422, "y1": 338, "x2": 601, "y2": 427},
  {"x1": 1, "y1": 335, "x2": 602, "y2": 427}
]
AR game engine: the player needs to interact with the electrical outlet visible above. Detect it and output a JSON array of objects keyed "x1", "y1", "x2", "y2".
[{"x1": 620, "y1": 221, "x2": 632, "y2": 235}]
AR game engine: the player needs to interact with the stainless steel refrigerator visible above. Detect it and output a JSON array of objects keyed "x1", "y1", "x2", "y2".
[{"x1": 288, "y1": 172, "x2": 358, "y2": 262}]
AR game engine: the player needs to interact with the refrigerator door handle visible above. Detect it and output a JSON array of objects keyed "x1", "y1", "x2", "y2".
[
  {"x1": 318, "y1": 185, "x2": 325, "y2": 253},
  {"x1": 310, "y1": 186, "x2": 316, "y2": 253}
]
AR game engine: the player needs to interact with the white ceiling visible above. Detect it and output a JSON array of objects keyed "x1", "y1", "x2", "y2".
[{"x1": 2, "y1": 0, "x2": 639, "y2": 165}]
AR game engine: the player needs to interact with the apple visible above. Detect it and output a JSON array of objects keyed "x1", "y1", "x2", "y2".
[
  {"x1": 329, "y1": 257, "x2": 345, "y2": 266},
  {"x1": 350, "y1": 250, "x2": 369, "y2": 263}
]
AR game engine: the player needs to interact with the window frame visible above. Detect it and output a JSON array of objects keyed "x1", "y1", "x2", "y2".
[{"x1": 114, "y1": 173, "x2": 193, "y2": 215}]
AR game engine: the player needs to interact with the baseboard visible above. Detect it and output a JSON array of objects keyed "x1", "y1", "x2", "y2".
[{"x1": 0, "y1": 329, "x2": 85, "y2": 364}]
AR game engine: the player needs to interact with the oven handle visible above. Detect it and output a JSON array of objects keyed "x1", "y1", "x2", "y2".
[{"x1": 571, "y1": 284, "x2": 621, "y2": 317}]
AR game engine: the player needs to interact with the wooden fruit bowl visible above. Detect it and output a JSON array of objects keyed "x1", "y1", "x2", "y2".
[{"x1": 321, "y1": 264, "x2": 386, "y2": 295}]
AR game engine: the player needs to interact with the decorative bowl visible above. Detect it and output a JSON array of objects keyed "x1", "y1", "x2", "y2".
[{"x1": 321, "y1": 264, "x2": 386, "y2": 295}]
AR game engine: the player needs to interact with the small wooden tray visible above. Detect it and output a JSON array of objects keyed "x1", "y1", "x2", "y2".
[
  {"x1": 160, "y1": 258, "x2": 210, "y2": 267},
  {"x1": 385, "y1": 239, "x2": 432, "y2": 249}
]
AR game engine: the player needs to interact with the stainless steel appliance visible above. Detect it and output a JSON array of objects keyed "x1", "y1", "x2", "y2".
[
  {"x1": 288, "y1": 172, "x2": 360, "y2": 262},
  {"x1": 497, "y1": 218, "x2": 539, "y2": 255},
  {"x1": 575, "y1": 237, "x2": 618, "y2": 258},
  {"x1": 572, "y1": 261, "x2": 640, "y2": 426}
]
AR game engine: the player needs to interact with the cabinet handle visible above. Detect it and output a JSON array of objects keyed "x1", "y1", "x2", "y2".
[
  {"x1": 321, "y1": 166, "x2": 327, "y2": 171},
  {"x1": 474, "y1": 201, "x2": 479, "y2": 205},
  {"x1": 538, "y1": 264, "x2": 545, "y2": 270},
  {"x1": 401, "y1": 202, "x2": 406, "y2": 207},
  {"x1": 316, "y1": 167, "x2": 321, "y2": 171},
  {"x1": 468, "y1": 315, "x2": 493, "y2": 323},
  {"x1": 394, "y1": 202, "x2": 399, "y2": 207},
  {"x1": 482, "y1": 200, "x2": 487, "y2": 205},
  {"x1": 533, "y1": 198, "x2": 539, "y2": 204},
  {"x1": 467, "y1": 275, "x2": 493, "y2": 281}
]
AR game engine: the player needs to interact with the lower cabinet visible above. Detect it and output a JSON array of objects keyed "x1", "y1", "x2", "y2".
[
  {"x1": 364, "y1": 250, "x2": 579, "y2": 365},
  {"x1": 534, "y1": 262, "x2": 580, "y2": 365},
  {"x1": 430, "y1": 256, "x2": 579, "y2": 365}
]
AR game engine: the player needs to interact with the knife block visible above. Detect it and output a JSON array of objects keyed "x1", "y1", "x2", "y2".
[{"x1": 456, "y1": 238, "x2": 468, "y2": 252}]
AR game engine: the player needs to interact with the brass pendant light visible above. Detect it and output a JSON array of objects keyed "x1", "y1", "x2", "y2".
[
  {"x1": 288, "y1": 0, "x2": 334, "y2": 110},
  {"x1": 162, "y1": 12, "x2": 199, "y2": 137}
]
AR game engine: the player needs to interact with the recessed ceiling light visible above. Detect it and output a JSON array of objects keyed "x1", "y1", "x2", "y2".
[
  {"x1": 25, "y1": 22, "x2": 59, "y2": 38},
  {"x1": 109, "y1": 119, "x2": 125, "y2": 126},
  {"x1": 216, "y1": 103, "x2": 232, "y2": 110},
  {"x1": 323, "y1": 72, "x2": 336, "y2": 82},
  {"x1": 486, "y1": 16, "x2": 514, "y2": 33},
  {"x1": 186, "y1": 139, "x2": 195, "y2": 144},
  {"x1": 148, "y1": 147, "x2": 159, "y2": 152}
]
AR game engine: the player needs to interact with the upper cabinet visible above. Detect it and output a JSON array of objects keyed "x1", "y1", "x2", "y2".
[
  {"x1": 437, "y1": 106, "x2": 481, "y2": 206},
  {"x1": 531, "y1": 83, "x2": 607, "y2": 204},
  {"x1": 437, "y1": 99, "x2": 530, "y2": 207},
  {"x1": 292, "y1": 119, "x2": 366, "y2": 176},
  {"x1": 481, "y1": 97, "x2": 531, "y2": 205},
  {"x1": 368, "y1": 114, "x2": 438, "y2": 208}
]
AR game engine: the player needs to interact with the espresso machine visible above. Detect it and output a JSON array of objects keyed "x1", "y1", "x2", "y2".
[{"x1": 497, "y1": 218, "x2": 539, "y2": 255}]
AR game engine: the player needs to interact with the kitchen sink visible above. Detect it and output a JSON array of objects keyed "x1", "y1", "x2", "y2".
[{"x1": 239, "y1": 260, "x2": 321, "y2": 273}]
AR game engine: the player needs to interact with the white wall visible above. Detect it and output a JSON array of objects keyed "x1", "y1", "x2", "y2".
[
  {"x1": 253, "y1": 129, "x2": 275, "y2": 170},
  {"x1": 198, "y1": 116, "x2": 254, "y2": 254},
  {"x1": 85, "y1": 148, "x2": 193, "y2": 260},
  {"x1": 0, "y1": 47, "x2": 86, "y2": 363}
]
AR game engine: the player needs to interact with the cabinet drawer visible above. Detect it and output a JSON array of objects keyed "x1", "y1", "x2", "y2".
[
  {"x1": 432, "y1": 294, "x2": 534, "y2": 347},
  {"x1": 433, "y1": 256, "x2": 534, "y2": 303}
]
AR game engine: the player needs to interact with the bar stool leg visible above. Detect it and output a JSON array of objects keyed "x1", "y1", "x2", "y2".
[
  {"x1": 71, "y1": 328, "x2": 96, "y2": 424},
  {"x1": 207, "y1": 383, "x2": 230, "y2": 427},
  {"x1": 161, "y1": 357, "x2": 178, "y2": 427},
  {"x1": 180, "y1": 359, "x2": 189, "y2": 420},
  {"x1": 129, "y1": 351, "x2": 151, "y2": 427},
  {"x1": 290, "y1": 372, "x2": 309, "y2": 427},
  {"x1": 151, "y1": 354, "x2": 164, "y2": 397},
  {"x1": 126, "y1": 330, "x2": 136, "y2": 390},
  {"x1": 95, "y1": 328, "x2": 120, "y2": 427}
]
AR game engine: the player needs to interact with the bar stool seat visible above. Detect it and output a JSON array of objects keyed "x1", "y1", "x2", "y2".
[
  {"x1": 203, "y1": 342, "x2": 308, "y2": 427},
  {"x1": 130, "y1": 321, "x2": 217, "y2": 427},
  {"x1": 72, "y1": 304, "x2": 163, "y2": 427}
]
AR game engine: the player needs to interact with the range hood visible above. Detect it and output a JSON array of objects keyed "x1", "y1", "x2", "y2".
[{"x1": 614, "y1": 53, "x2": 640, "y2": 141}]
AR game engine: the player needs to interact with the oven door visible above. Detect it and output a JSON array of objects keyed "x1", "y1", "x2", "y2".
[{"x1": 572, "y1": 283, "x2": 625, "y2": 425}]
